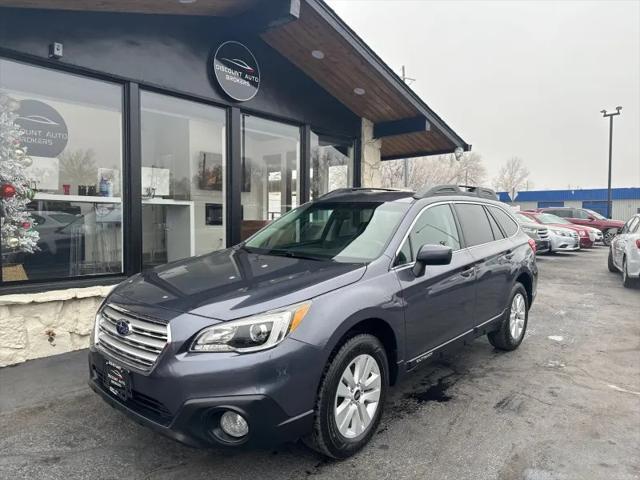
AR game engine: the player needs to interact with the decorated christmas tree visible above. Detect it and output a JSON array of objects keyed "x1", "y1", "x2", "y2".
[{"x1": 0, "y1": 93, "x2": 39, "y2": 254}]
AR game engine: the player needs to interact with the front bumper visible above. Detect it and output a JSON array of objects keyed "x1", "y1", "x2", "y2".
[
  {"x1": 535, "y1": 239, "x2": 550, "y2": 254},
  {"x1": 548, "y1": 233, "x2": 580, "y2": 252},
  {"x1": 88, "y1": 336, "x2": 322, "y2": 448},
  {"x1": 578, "y1": 236, "x2": 594, "y2": 248}
]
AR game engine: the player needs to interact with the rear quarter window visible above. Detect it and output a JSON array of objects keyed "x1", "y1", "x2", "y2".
[
  {"x1": 454, "y1": 203, "x2": 495, "y2": 247},
  {"x1": 488, "y1": 206, "x2": 519, "y2": 237}
]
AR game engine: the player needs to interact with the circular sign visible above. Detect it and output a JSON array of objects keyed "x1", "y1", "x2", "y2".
[
  {"x1": 212, "y1": 41, "x2": 260, "y2": 102},
  {"x1": 14, "y1": 99, "x2": 68, "y2": 157}
]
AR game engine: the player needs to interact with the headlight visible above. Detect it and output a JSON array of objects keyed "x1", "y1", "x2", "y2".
[
  {"x1": 550, "y1": 228, "x2": 567, "y2": 236},
  {"x1": 578, "y1": 231, "x2": 586, "y2": 237},
  {"x1": 91, "y1": 299, "x2": 108, "y2": 347},
  {"x1": 190, "y1": 303, "x2": 311, "y2": 353},
  {"x1": 522, "y1": 227, "x2": 536, "y2": 234},
  {"x1": 91, "y1": 312, "x2": 101, "y2": 347}
]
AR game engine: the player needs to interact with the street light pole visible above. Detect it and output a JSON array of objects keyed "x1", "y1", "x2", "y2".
[{"x1": 601, "y1": 106, "x2": 622, "y2": 219}]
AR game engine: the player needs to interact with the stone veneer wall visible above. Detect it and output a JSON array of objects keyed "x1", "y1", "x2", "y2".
[
  {"x1": 361, "y1": 118, "x2": 382, "y2": 188},
  {"x1": 0, "y1": 286, "x2": 114, "y2": 367}
]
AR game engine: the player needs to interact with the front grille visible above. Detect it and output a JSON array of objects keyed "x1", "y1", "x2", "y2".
[
  {"x1": 97, "y1": 304, "x2": 169, "y2": 372},
  {"x1": 538, "y1": 228, "x2": 549, "y2": 239},
  {"x1": 95, "y1": 368, "x2": 173, "y2": 426},
  {"x1": 570, "y1": 231, "x2": 579, "y2": 239}
]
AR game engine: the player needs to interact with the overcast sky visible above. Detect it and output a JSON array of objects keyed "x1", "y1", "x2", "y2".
[{"x1": 327, "y1": 0, "x2": 640, "y2": 190}]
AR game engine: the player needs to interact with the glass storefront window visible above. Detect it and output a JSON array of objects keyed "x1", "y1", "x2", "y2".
[
  {"x1": 241, "y1": 115, "x2": 300, "y2": 240},
  {"x1": 140, "y1": 92, "x2": 226, "y2": 269},
  {"x1": 1, "y1": 59, "x2": 123, "y2": 282},
  {"x1": 310, "y1": 132, "x2": 353, "y2": 200}
]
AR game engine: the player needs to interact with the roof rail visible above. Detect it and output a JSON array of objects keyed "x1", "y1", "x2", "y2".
[
  {"x1": 414, "y1": 184, "x2": 498, "y2": 200},
  {"x1": 318, "y1": 187, "x2": 410, "y2": 199}
]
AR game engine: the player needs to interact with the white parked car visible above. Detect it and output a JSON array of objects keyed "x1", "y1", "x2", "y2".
[
  {"x1": 608, "y1": 214, "x2": 640, "y2": 288},
  {"x1": 584, "y1": 226, "x2": 603, "y2": 244}
]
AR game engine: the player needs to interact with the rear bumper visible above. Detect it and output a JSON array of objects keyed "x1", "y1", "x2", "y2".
[{"x1": 626, "y1": 255, "x2": 640, "y2": 278}]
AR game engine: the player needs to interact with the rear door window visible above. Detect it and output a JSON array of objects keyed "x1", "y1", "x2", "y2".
[
  {"x1": 550, "y1": 209, "x2": 570, "y2": 218},
  {"x1": 574, "y1": 209, "x2": 591, "y2": 219},
  {"x1": 625, "y1": 217, "x2": 639, "y2": 234},
  {"x1": 488, "y1": 206, "x2": 519, "y2": 237},
  {"x1": 484, "y1": 206, "x2": 505, "y2": 239},
  {"x1": 454, "y1": 203, "x2": 495, "y2": 247}
]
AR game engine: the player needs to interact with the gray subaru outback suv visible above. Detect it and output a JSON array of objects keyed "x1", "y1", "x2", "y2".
[{"x1": 89, "y1": 185, "x2": 537, "y2": 458}]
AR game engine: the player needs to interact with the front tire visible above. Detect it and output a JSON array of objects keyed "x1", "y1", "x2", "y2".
[
  {"x1": 608, "y1": 249, "x2": 618, "y2": 273},
  {"x1": 304, "y1": 334, "x2": 388, "y2": 459},
  {"x1": 488, "y1": 283, "x2": 529, "y2": 351}
]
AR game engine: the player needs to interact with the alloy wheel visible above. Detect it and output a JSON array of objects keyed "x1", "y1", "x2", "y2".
[
  {"x1": 509, "y1": 293, "x2": 526, "y2": 341},
  {"x1": 334, "y1": 354, "x2": 381, "y2": 438}
]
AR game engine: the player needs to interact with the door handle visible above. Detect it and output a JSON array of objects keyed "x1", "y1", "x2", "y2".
[{"x1": 460, "y1": 265, "x2": 475, "y2": 277}]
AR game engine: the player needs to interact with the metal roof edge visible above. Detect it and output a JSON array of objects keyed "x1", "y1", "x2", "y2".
[{"x1": 305, "y1": 0, "x2": 471, "y2": 151}]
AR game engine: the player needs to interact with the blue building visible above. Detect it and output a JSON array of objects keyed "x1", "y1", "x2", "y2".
[{"x1": 499, "y1": 188, "x2": 640, "y2": 220}]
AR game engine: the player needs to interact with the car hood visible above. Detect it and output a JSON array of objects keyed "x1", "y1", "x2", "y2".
[
  {"x1": 548, "y1": 223, "x2": 585, "y2": 233},
  {"x1": 519, "y1": 221, "x2": 546, "y2": 230},
  {"x1": 109, "y1": 247, "x2": 366, "y2": 322},
  {"x1": 603, "y1": 219, "x2": 625, "y2": 228},
  {"x1": 546, "y1": 225, "x2": 578, "y2": 234}
]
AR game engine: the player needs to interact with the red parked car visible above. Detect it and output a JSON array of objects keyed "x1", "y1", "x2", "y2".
[
  {"x1": 531, "y1": 207, "x2": 625, "y2": 246},
  {"x1": 520, "y1": 211, "x2": 595, "y2": 248}
]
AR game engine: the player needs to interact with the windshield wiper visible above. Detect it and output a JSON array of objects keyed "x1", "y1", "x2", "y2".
[{"x1": 267, "y1": 249, "x2": 326, "y2": 261}]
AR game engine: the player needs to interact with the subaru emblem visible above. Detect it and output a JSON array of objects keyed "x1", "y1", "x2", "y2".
[{"x1": 115, "y1": 319, "x2": 131, "y2": 336}]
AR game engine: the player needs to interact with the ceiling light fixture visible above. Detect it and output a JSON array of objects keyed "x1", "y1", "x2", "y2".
[
  {"x1": 311, "y1": 50, "x2": 325, "y2": 59},
  {"x1": 178, "y1": 0, "x2": 197, "y2": 4},
  {"x1": 353, "y1": 87, "x2": 366, "y2": 96}
]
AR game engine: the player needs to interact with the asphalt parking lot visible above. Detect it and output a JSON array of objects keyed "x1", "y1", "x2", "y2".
[{"x1": 0, "y1": 246, "x2": 638, "y2": 480}]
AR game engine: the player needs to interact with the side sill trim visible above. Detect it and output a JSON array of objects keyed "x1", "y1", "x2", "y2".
[{"x1": 406, "y1": 310, "x2": 505, "y2": 368}]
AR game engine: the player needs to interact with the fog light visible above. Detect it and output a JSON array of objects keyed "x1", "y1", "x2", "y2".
[{"x1": 220, "y1": 411, "x2": 249, "y2": 438}]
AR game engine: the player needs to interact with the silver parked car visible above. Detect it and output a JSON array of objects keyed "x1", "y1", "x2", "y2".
[
  {"x1": 513, "y1": 212, "x2": 550, "y2": 254},
  {"x1": 608, "y1": 214, "x2": 640, "y2": 288},
  {"x1": 514, "y1": 212, "x2": 578, "y2": 253}
]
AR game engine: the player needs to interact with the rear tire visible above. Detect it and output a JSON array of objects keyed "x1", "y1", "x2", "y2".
[
  {"x1": 608, "y1": 249, "x2": 618, "y2": 273},
  {"x1": 488, "y1": 283, "x2": 529, "y2": 351},
  {"x1": 304, "y1": 334, "x2": 388, "y2": 459},
  {"x1": 622, "y1": 258, "x2": 639, "y2": 288}
]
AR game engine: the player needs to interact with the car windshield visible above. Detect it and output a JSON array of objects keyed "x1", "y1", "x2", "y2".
[
  {"x1": 244, "y1": 201, "x2": 410, "y2": 263},
  {"x1": 536, "y1": 213, "x2": 571, "y2": 225},
  {"x1": 585, "y1": 209, "x2": 606, "y2": 220}
]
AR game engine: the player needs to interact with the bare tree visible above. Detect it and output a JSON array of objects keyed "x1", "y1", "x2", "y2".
[
  {"x1": 493, "y1": 157, "x2": 530, "y2": 201},
  {"x1": 380, "y1": 151, "x2": 487, "y2": 191}
]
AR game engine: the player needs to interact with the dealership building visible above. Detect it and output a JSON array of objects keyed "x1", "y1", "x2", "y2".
[
  {"x1": 499, "y1": 188, "x2": 640, "y2": 220},
  {"x1": 0, "y1": 0, "x2": 469, "y2": 365}
]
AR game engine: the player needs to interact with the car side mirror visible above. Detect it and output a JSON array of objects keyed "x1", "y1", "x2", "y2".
[
  {"x1": 412, "y1": 244, "x2": 452, "y2": 277},
  {"x1": 587, "y1": 215, "x2": 595, "y2": 221}
]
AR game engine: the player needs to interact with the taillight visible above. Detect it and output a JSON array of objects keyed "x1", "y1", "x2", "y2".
[
  {"x1": 636, "y1": 239, "x2": 640, "y2": 249},
  {"x1": 528, "y1": 238, "x2": 537, "y2": 253}
]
